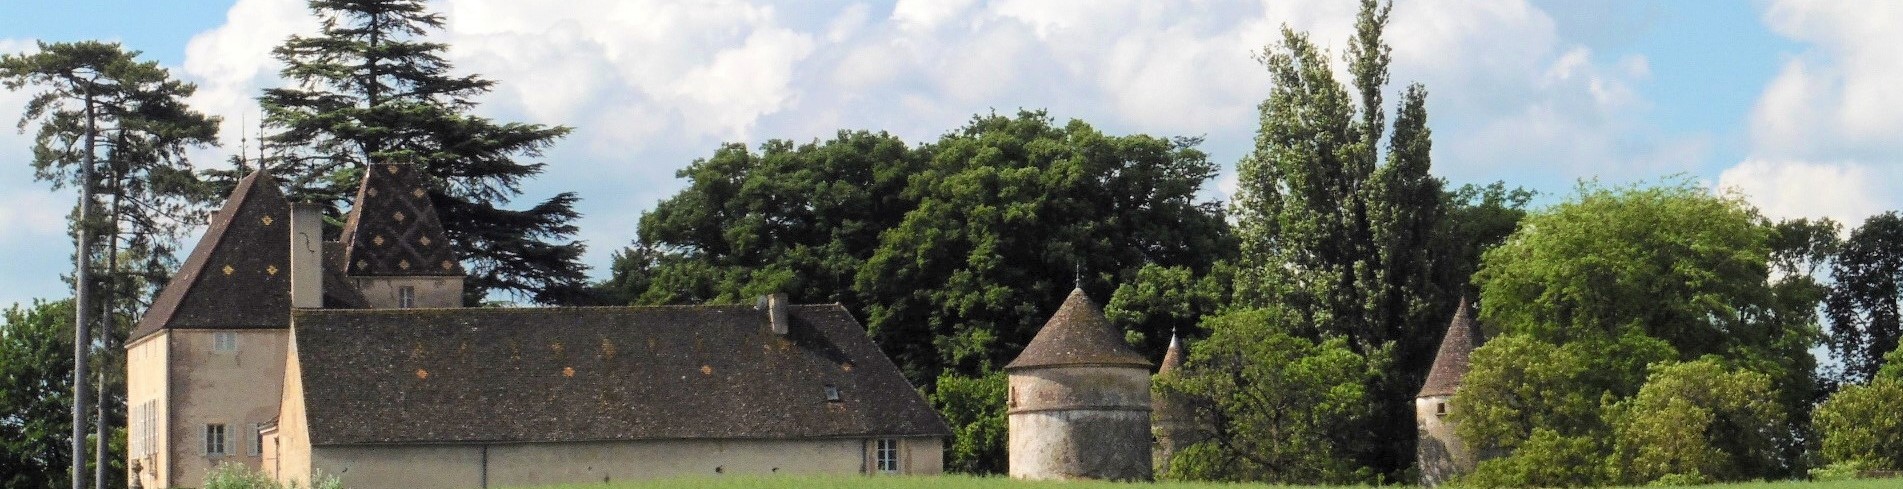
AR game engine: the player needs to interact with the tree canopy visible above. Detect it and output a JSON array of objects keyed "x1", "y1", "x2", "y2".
[{"x1": 1456, "y1": 180, "x2": 1819, "y2": 486}]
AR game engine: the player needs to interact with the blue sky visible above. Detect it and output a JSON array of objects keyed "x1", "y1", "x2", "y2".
[{"x1": 1, "y1": 0, "x2": 1899, "y2": 307}]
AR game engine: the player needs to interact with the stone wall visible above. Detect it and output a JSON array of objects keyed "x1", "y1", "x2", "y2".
[
  {"x1": 1416, "y1": 395, "x2": 1476, "y2": 486},
  {"x1": 296, "y1": 437, "x2": 939, "y2": 489},
  {"x1": 1007, "y1": 365, "x2": 1152, "y2": 481}
]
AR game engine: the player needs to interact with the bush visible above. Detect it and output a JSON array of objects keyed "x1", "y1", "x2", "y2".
[{"x1": 201, "y1": 463, "x2": 343, "y2": 489}]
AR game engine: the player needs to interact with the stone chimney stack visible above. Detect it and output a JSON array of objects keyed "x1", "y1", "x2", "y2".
[
  {"x1": 766, "y1": 293, "x2": 790, "y2": 335},
  {"x1": 290, "y1": 203, "x2": 324, "y2": 308}
]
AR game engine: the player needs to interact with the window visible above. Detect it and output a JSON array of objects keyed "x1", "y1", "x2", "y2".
[
  {"x1": 250, "y1": 423, "x2": 264, "y2": 456},
  {"x1": 824, "y1": 384, "x2": 841, "y2": 402},
  {"x1": 205, "y1": 424, "x2": 227, "y2": 456},
  {"x1": 212, "y1": 332, "x2": 237, "y2": 352},
  {"x1": 130, "y1": 402, "x2": 146, "y2": 458},
  {"x1": 1436, "y1": 402, "x2": 1447, "y2": 416},
  {"x1": 398, "y1": 285, "x2": 416, "y2": 308},
  {"x1": 875, "y1": 438, "x2": 899, "y2": 474},
  {"x1": 141, "y1": 401, "x2": 156, "y2": 457}
]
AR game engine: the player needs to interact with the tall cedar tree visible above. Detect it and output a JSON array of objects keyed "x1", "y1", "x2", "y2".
[
  {"x1": 261, "y1": 0, "x2": 585, "y2": 304},
  {"x1": 1230, "y1": 0, "x2": 1445, "y2": 479},
  {"x1": 3, "y1": 41, "x2": 221, "y2": 489}
]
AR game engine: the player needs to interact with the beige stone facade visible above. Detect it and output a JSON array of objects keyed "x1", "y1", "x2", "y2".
[
  {"x1": 1007, "y1": 365, "x2": 1153, "y2": 481},
  {"x1": 1416, "y1": 395, "x2": 1476, "y2": 486},
  {"x1": 126, "y1": 328, "x2": 286, "y2": 488},
  {"x1": 269, "y1": 437, "x2": 940, "y2": 489},
  {"x1": 347, "y1": 276, "x2": 462, "y2": 309}
]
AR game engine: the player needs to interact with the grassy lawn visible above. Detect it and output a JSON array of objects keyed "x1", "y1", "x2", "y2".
[{"x1": 514, "y1": 475, "x2": 1901, "y2": 489}]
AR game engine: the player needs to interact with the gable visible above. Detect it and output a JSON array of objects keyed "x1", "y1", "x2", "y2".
[
  {"x1": 133, "y1": 170, "x2": 293, "y2": 339},
  {"x1": 338, "y1": 163, "x2": 461, "y2": 276}
]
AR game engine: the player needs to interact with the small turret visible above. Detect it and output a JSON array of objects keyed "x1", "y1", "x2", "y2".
[
  {"x1": 1417, "y1": 297, "x2": 1482, "y2": 486},
  {"x1": 1006, "y1": 288, "x2": 1153, "y2": 481},
  {"x1": 1152, "y1": 332, "x2": 1195, "y2": 474},
  {"x1": 336, "y1": 162, "x2": 464, "y2": 308}
]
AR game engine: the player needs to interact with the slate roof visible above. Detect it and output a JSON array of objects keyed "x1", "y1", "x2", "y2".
[
  {"x1": 291, "y1": 304, "x2": 950, "y2": 446},
  {"x1": 1418, "y1": 297, "x2": 1481, "y2": 398},
  {"x1": 338, "y1": 163, "x2": 461, "y2": 276},
  {"x1": 132, "y1": 170, "x2": 292, "y2": 340},
  {"x1": 1005, "y1": 288, "x2": 1151, "y2": 370}
]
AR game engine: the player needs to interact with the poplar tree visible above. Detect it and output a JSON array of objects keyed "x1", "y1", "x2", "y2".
[
  {"x1": 1826, "y1": 212, "x2": 1903, "y2": 384},
  {"x1": 261, "y1": 0, "x2": 586, "y2": 304},
  {"x1": 1229, "y1": 0, "x2": 1445, "y2": 478}
]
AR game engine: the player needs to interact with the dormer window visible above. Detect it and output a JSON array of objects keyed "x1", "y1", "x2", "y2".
[
  {"x1": 824, "y1": 384, "x2": 841, "y2": 402},
  {"x1": 398, "y1": 285, "x2": 416, "y2": 308}
]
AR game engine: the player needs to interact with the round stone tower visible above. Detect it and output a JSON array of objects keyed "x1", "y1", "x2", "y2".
[
  {"x1": 1005, "y1": 288, "x2": 1153, "y2": 481},
  {"x1": 1151, "y1": 332, "x2": 1194, "y2": 475},
  {"x1": 1417, "y1": 297, "x2": 1482, "y2": 487}
]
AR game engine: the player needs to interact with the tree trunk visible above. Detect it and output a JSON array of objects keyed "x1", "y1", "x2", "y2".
[{"x1": 73, "y1": 83, "x2": 95, "y2": 489}]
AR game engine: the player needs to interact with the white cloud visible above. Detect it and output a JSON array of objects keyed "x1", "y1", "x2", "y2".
[
  {"x1": 1717, "y1": 159, "x2": 1891, "y2": 226},
  {"x1": 179, "y1": 0, "x2": 314, "y2": 168},
  {"x1": 1718, "y1": 0, "x2": 1903, "y2": 227}
]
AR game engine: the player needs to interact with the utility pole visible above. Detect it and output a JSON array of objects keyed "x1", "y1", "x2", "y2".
[{"x1": 72, "y1": 83, "x2": 95, "y2": 489}]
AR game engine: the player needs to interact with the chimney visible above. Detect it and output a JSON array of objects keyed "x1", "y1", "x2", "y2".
[
  {"x1": 290, "y1": 203, "x2": 324, "y2": 308},
  {"x1": 765, "y1": 293, "x2": 790, "y2": 335}
]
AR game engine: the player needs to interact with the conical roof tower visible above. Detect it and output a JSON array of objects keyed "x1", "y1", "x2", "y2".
[
  {"x1": 1419, "y1": 296, "x2": 1480, "y2": 398},
  {"x1": 1006, "y1": 288, "x2": 1151, "y2": 370}
]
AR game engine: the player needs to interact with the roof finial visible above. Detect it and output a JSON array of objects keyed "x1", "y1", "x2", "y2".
[{"x1": 1074, "y1": 260, "x2": 1083, "y2": 290}]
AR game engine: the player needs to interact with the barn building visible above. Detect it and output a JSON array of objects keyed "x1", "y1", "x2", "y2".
[{"x1": 126, "y1": 164, "x2": 948, "y2": 489}]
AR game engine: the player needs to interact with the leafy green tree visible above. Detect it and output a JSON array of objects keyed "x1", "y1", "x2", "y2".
[
  {"x1": 622, "y1": 131, "x2": 922, "y2": 306},
  {"x1": 1463, "y1": 429, "x2": 1606, "y2": 489},
  {"x1": 1105, "y1": 263, "x2": 1233, "y2": 357},
  {"x1": 1825, "y1": 212, "x2": 1903, "y2": 384},
  {"x1": 928, "y1": 371, "x2": 1007, "y2": 474},
  {"x1": 1812, "y1": 346, "x2": 1903, "y2": 471},
  {"x1": 1451, "y1": 333, "x2": 1673, "y2": 452},
  {"x1": 1230, "y1": 0, "x2": 1453, "y2": 476},
  {"x1": 261, "y1": 0, "x2": 584, "y2": 304},
  {"x1": 1461, "y1": 180, "x2": 1823, "y2": 484},
  {"x1": 856, "y1": 111, "x2": 1227, "y2": 381},
  {"x1": 1606, "y1": 357, "x2": 1786, "y2": 484},
  {"x1": 0, "y1": 300, "x2": 76, "y2": 489},
  {"x1": 1156, "y1": 307, "x2": 1378, "y2": 483}
]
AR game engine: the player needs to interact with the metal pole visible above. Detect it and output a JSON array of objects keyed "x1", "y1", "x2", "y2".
[{"x1": 72, "y1": 83, "x2": 96, "y2": 489}]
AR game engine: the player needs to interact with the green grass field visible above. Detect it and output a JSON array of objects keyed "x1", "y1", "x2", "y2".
[{"x1": 515, "y1": 475, "x2": 1900, "y2": 489}]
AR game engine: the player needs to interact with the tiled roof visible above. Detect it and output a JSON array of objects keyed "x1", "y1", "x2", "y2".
[
  {"x1": 1418, "y1": 297, "x2": 1481, "y2": 398},
  {"x1": 132, "y1": 170, "x2": 292, "y2": 340},
  {"x1": 292, "y1": 304, "x2": 950, "y2": 445},
  {"x1": 1005, "y1": 288, "x2": 1151, "y2": 370},
  {"x1": 1158, "y1": 333, "x2": 1185, "y2": 375},
  {"x1": 338, "y1": 163, "x2": 461, "y2": 276}
]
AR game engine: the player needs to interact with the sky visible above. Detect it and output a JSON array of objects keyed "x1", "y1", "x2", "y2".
[{"x1": 0, "y1": 0, "x2": 1899, "y2": 307}]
